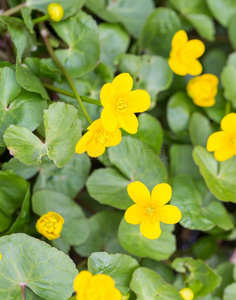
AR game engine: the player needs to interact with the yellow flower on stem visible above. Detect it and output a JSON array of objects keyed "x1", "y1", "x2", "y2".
[
  {"x1": 47, "y1": 3, "x2": 64, "y2": 22},
  {"x1": 75, "y1": 118, "x2": 122, "y2": 157},
  {"x1": 73, "y1": 270, "x2": 122, "y2": 300},
  {"x1": 100, "y1": 73, "x2": 151, "y2": 134},
  {"x1": 187, "y1": 74, "x2": 218, "y2": 107},
  {"x1": 180, "y1": 288, "x2": 194, "y2": 300},
  {"x1": 36, "y1": 211, "x2": 64, "y2": 240},
  {"x1": 168, "y1": 30, "x2": 205, "y2": 76},
  {"x1": 124, "y1": 181, "x2": 181, "y2": 239},
  {"x1": 207, "y1": 113, "x2": 236, "y2": 161}
]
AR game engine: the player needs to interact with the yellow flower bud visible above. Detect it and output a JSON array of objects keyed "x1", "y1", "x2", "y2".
[
  {"x1": 47, "y1": 3, "x2": 64, "y2": 22},
  {"x1": 180, "y1": 288, "x2": 194, "y2": 300},
  {"x1": 187, "y1": 74, "x2": 218, "y2": 107},
  {"x1": 0, "y1": 252, "x2": 2, "y2": 260},
  {"x1": 36, "y1": 211, "x2": 64, "y2": 240}
]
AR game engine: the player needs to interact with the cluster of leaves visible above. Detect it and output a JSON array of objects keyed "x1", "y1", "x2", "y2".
[{"x1": 0, "y1": 0, "x2": 236, "y2": 299}]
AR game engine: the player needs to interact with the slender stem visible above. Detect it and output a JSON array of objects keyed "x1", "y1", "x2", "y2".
[
  {"x1": 43, "y1": 82, "x2": 102, "y2": 106},
  {"x1": 21, "y1": 284, "x2": 26, "y2": 300},
  {"x1": 40, "y1": 24, "x2": 92, "y2": 124},
  {"x1": 33, "y1": 14, "x2": 50, "y2": 25},
  {"x1": 1, "y1": 2, "x2": 26, "y2": 16},
  {"x1": 225, "y1": 101, "x2": 231, "y2": 115}
]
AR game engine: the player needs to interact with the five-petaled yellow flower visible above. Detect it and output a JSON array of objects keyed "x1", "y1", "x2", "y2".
[
  {"x1": 180, "y1": 288, "x2": 194, "y2": 300},
  {"x1": 75, "y1": 118, "x2": 122, "y2": 157},
  {"x1": 124, "y1": 181, "x2": 181, "y2": 239},
  {"x1": 187, "y1": 74, "x2": 218, "y2": 107},
  {"x1": 47, "y1": 3, "x2": 64, "y2": 22},
  {"x1": 100, "y1": 73, "x2": 151, "y2": 134},
  {"x1": 169, "y1": 30, "x2": 205, "y2": 76},
  {"x1": 207, "y1": 113, "x2": 236, "y2": 161},
  {"x1": 36, "y1": 211, "x2": 64, "y2": 240},
  {"x1": 73, "y1": 270, "x2": 122, "y2": 300}
]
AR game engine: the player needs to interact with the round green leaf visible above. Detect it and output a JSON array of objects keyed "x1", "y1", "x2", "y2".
[
  {"x1": 2, "y1": 158, "x2": 39, "y2": 180},
  {"x1": 118, "y1": 218, "x2": 176, "y2": 261},
  {"x1": 224, "y1": 283, "x2": 236, "y2": 300},
  {"x1": 203, "y1": 49, "x2": 227, "y2": 78},
  {"x1": 0, "y1": 233, "x2": 77, "y2": 299},
  {"x1": 206, "y1": 0, "x2": 236, "y2": 27}
]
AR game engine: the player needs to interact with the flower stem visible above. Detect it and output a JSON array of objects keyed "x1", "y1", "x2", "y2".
[
  {"x1": 33, "y1": 14, "x2": 50, "y2": 25},
  {"x1": 225, "y1": 100, "x2": 231, "y2": 115},
  {"x1": 1, "y1": 2, "x2": 26, "y2": 16},
  {"x1": 39, "y1": 24, "x2": 92, "y2": 124},
  {"x1": 43, "y1": 82, "x2": 102, "y2": 106}
]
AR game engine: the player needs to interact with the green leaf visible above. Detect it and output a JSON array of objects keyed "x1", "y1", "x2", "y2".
[
  {"x1": 88, "y1": 252, "x2": 139, "y2": 295},
  {"x1": 141, "y1": 7, "x2": 181, "y2": 56},
  {"x1": 193, "y1": 146, "x2": 236, "y2": 203},
  {"x1": 26, "y1": 0, "x2": 85, "y2": 18},
  {"x1": 171, "y1": 174, "x2": 234, "y2": 231},
  {"x1": 75, "y1": 211, "x2": 124, "y2": 257},
  {"x1": 192, "y1": 236, "x2": 218, "y2": 260},
  {"x1": 21, "y1": 6, "x2": 34, "y2": 34},
  {"x1": 214, "y1": 262, "x2": 234, "y2": 297},
  {"x1": 228, "y1": 14, "x2": 236, "y2": 50},
  {"x1": 130, "y1": 267, "x2": 182, "y2": 300},
  {"x1": 204, "y1": 89, "x2": 226, "y2": 124},
  {"x1": 51, "y1": 11, "x2": 100, "y2": 78},
  {"x1": 99, "y1": 23, "x2": 130, "y2": 72},
  {"x1": 185, "y1": 14, "x2": 215, "y2": 41},
  {"x1": 2, "y1": 158, "x2": 39, "y2": 180},
  {"x1": 0, "y1": 67, "x2": 47, "y2": 147},
  {"x1": 206, "y1": 0, "x2": 236, "y2": 27},
  {"x1": 167, "y1": 92, "x2": 199, "y2": 134},
  {"x1": 172, "y1": 257, "x2": 221, "y2": 298},
  {"x1": 223, "y1": 283, "x2": 236, "y2": 300},
  {"x1": 118, "y1": 218, "x2": 176, "y2": 261},
  {"x1": 189, "y1": 112, "x2": 213, "y2": 147},
  {"x1": 32, "y1": 189, "x2": 90, "y2": 248},
  {"x1": 141, "y1": 260, "x2": 175, "y2": 284},
  {"x1": 117, "y1": 54, "x2": 173, "y2": 105},
  {"x1": 87, "y1": 136, "x2": 167, "y2": 209},
  {"x1": 34, "y1": 154, "x2": 91, "y2": 198},
  {"x1": 0, "y1": 233, "x2": 77, "y2": 299},
  {"x1": 221, "y1": 52, "x2": 236, "y2": 108},
  {"x1": 203, "y1": 49, "x2": 227, "y2": 78},
  {"x1": 170, "y1": 144, "x2": 201, "y2": 180},
  {"x1": 169, "y1": 0, "x2": 212, "y2": 14},
  {"x1": 85, "y1": 0, "x2": 154, "y2": 38}
]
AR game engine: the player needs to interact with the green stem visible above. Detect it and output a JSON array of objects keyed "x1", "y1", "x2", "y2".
[
  {"x1": 225, "y1": 101, "x2": 231, "y2": 115},
  {"x1": 1, "y1": 2, "x2": 26, "y2": 16},
  {"x1": 33, "y1": 14, "x2": 50, "y2": 25},
  {"x1": 43, "y1": 82, "x2": 102, "y2": 106},
  {"x1": 40, "y1": 24, "x2": 92, "y2": 124}
]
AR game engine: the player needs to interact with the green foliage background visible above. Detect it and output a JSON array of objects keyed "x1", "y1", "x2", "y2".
[{"x1": 0, "y1": 0, "x2": 236, "y2": 299}]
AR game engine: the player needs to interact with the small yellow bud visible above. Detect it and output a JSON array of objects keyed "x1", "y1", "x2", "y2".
[
  {"x1": 180, "y1": 288, "x2": 194, "y2": 300},
  {"x1": 47, "y1": 3, "x2": 64, "y2": 22},
  {"x1": 36, "y1": 211, "x2": 64, "y2": 240},
  {"x1": 0, "y1": 252, "x2": 2, "y2": 260}
]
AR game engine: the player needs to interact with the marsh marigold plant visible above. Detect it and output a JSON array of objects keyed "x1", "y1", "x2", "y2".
[
  {"x1": 169, "y1": 30, "x2": 205, "y2": 76},
  {"x1": 73, "y1": 271, "x2": 122, "y2": 300},
  {"x1": 207, "y1": 113, "x2": 236, "y2": 161},
  {"x1": 36, "y1": 211, "x2": 64, "y2": 240},
  {"x1": 124, "y1": 181, "x2": 181, "y2": 239},
  {"x1": 100, "y1": 73, "x2": 151, "y2": 134}
]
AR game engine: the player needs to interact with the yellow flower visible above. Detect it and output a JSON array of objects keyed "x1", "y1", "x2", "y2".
[
  {"x1": 75, "y1": 118, "x2": 122, "y2": 157},
  {"x1": 180, "y1": 288, "x2": 194, "y2": 300},
  {"x1": 207, "y1": 113, "x2": 236, "y2": 161},
  {"x1": 36, "y1": 211, "x2": 64, "y2": 240},
  {"x1": 73, "y1": 270, "x2": 122, "y2": 300},
  {"x1": 0, "y1": 253, "x2": 1, "y2": 260},
  {"x1": 47, "y1": 3, "x2": 64, "y2": 22},
  {"x1": 124, "y1": 181, "x2": 181, "y2": 239},
  {"x1": 100, "y1": 73, "x2": 151, "y2": 134},
  {"x1": 187, "y1": 74, "x2": 218, "y2": 107},
  {"x1": 169, "y1": 30, "x2": 205, "y2": 76}
]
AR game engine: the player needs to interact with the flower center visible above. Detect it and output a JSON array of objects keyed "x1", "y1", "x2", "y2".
[
  {"x1": 145, "y1": 205, "x2": 156, "y2": 216},
  {"x1": 230, "y1": 136, "x2": 236, "y2": 147},
  {"x1": 94, "y1": 130, "x2": 111, "y2": 145},
  {"x1": 39, "y1": 216, "x2": 61, "y2": 235},
  {"x1": 114, "y1": 95, "x2": 128, "y2": 111}
]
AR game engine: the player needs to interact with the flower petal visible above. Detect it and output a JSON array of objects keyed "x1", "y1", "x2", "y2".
[
  {"x1": 91, "y1": 274, "x2": 115, "y2": 289},
  {"x1": 184, "y1": 40, "x2": 205, "y2": 58},
  {"x1": 207, "y1": 131, "x2": 230, "y2": 152},
  {"x1": 127, "y1": 90, "x2": 151, "y2": 113},
  {"x1": 124, "y1": 204, "x2": 145, "y2": 225},
  {"x1": 112, "y1": 73, "x2": 133, "y2": 94},
  {"x1": 86, "y1": 141, "x2": 105, "y2": 157},
  {"x1": 151, "y1": 183, "x2": 172, "y2": 206},
  {"x1": 140, "y1": 218, "x2": 161, "y2": 240},
  {"x1": 75, "y1": 131, "x2": 94, "y2": 154},
  {"x1": 201, "y1": 73, "x2": 219, "y2": 86},
  {"x1": 214, "y1": 146, "x2": 235, "y2": 161},
  {"x1": 127, "y1": 181, "x2": 150, "y2": 204},
  {"x1": 105, "y1": 129, "x2": 122, "y2": 147},
  {"x1": 221, "y1": 113, "x2": 236, "y2": 134},
  {"x1": 73, "y1": 271, "x2": 92, "y2": 292},
  {"x1": 168, "y1": 57, "x2": 188, "y2": 76},
  {"x1": 87, "y1": 119, "x2": 102, "y2": 132},
  {"x1": 187, "y1": 60, "x2": 203, "y2": 76},
  {"x1": 104, "y1": 288, "x2": 122, "y2": 300},
  {"x1": 193, "y1": 98, "x2": 215, "y2": 107},
  {"x1": 171, "y1": 30, "x2": 188, "y2": 48},
  {"x1": 158, "y1": 205, "x2": 182, "y2": 224},
  {"x1": 118, "y1": 112, "x2": 138, "y2": 134},
  {"x1": 100, "y1": 83, "x2": 117, "y2": 108},
  {"x1": 101, "y1": 107, "x2": 118, "y2": 132}
]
